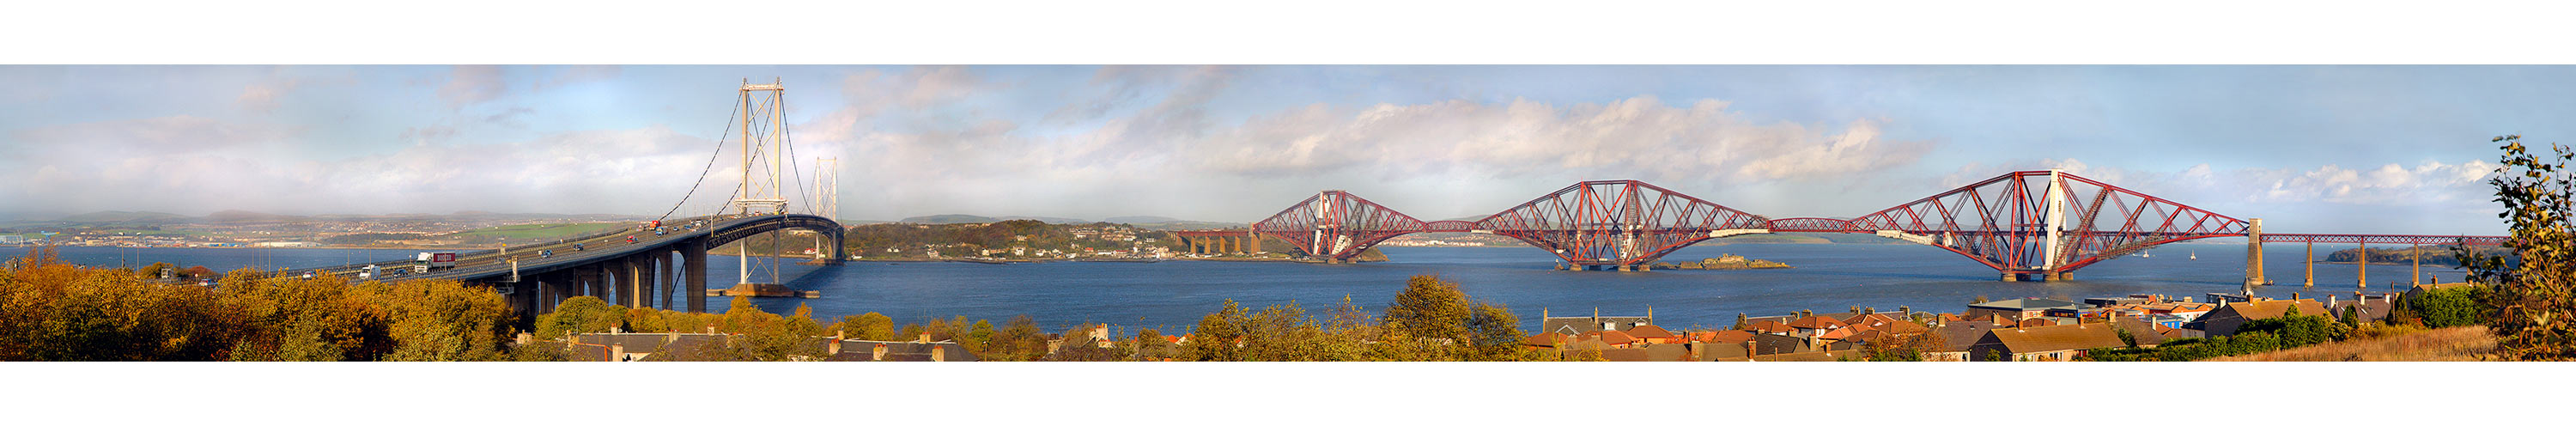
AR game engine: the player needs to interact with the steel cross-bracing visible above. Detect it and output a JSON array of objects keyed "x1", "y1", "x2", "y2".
[
  {"x1": 1224, "y1": 170, "x2": 2506, "y2": 280},
  {"x1": 1838, "y1": 170, "x2": 2252, "y2": 278},
  {"x1": 1251, "y1": 191, "x2": 1440, "y2": 262},
  {"x1": 1477, "y1": 180, "x2": 1771, "y2": 270}
]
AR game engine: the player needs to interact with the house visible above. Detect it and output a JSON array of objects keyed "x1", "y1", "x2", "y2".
[
  {"x1": 1741, "y1": 320, "x2": 1796, "y2": 335},
  {"x1": 1785, "y1": 314, "x2": 1848, "y2": 337},
  {"x1": 2185, "y1": 299, "x2": 2332, "y2": 337},
  {"x1": 1923, "y1": 321, "x2": 2008, "y2": 362},
  {"x1": 1967, "y1": 323, "x2": 2129, "y2": 362},
  {"x1": 1540, "y1": 307, "x2": 1654, "y2": 335},
  {"x1": 2328, "y1": 293, "x2": 2397, "y2": 324},
  {"x1": 1966, "y1": 297, "x2": 2092, "y2": 321},
  {"x1": 1624, "y1": 325, "x2": 1683, "y2": 344}
]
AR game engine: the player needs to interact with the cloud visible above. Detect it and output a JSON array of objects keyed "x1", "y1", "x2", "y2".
[
  {"x1": 236, "y1": 78, "x2": 300, "y2": 112},
  {"x1": 6, "y1": 115, "x2": 295, "y2": 158},
  {"x1": 533, "y1": 65, "x2": 619, "y2": 91},
  {"x1": 1163, "y1": 96, "x2": 1928, "y2": 184},
  {"x1": 1935, "y1": 158, "x2": 2499, "y2": 207},
  {"x1": 438, "y1": 65, "x2": 507, "y2": 107},
  {"x1": 0, "y1": 113, "x2": 728, "y2": 216}
]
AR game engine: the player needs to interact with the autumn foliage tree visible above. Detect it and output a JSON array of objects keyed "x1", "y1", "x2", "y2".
[{"x1": 2460, "y1": 134, "x2": 2576, "y2": 360}]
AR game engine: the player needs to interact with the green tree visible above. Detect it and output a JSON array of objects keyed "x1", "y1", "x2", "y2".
[
  {"x1": 1464, "y1": 302, "x2": 1527, "y2": 361},
  {"x1": 1186, "y1": 300, "x2": 1245, "y2": 362},
  {"x1": 1382, "y1": 275, "x2": 1471, "y2": 344},
  {"x1": 836, "y1": 312, "x2": 895, "y2": 340},
  {"x1": 2461, "y1": 134, "x2": 2576, "y2": 360}
]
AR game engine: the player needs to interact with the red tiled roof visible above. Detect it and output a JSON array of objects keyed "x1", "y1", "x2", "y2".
[
  {"x1": 1746, "y1": 320, "x2": 1795, "y2": 333},
  {"x1": 1625, "y1": 325, "x2": 1677, "y2": 339},
  {"x1": 1787, "y1": 315, "x2": 1846, "y2": 329},
  {"x1": 1701, "y1": 330, "x2": 1758, "y2": 344}
]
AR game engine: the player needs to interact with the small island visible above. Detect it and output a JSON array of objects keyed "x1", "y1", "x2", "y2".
[{"x1": 1662, "y1": 253, "x2": 1792, "y2": 271}]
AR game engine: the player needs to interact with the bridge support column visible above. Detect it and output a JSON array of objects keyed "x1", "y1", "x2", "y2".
[
  {"x1": 2000, "y1": 273, "x2": 2020, "y2": 282},
  {"x1": 683, "y1": 238, "x2": 709, "y2": 313},
  {"x1": 2357, "y1": 242, "x2": 2369, "y2": 288},
  {"x1": 2303, "y1": 242, "x2": 2314, "y2": 287},
  {"x1": 581, "y1": 264, "x2": 606, "y2": 301},
  {"x1": 2245, "y1": 218, "x2": 2266, "y2": 287},
  {"x1": 655, "y1": 248, "x2": 673, "y2": 310},
  {"x1": 2410, "y1": 246, "x2": 2421, "y2": 286},
  {"x1": 611, "y1": 255, "x2": 638, "y2": 308}
]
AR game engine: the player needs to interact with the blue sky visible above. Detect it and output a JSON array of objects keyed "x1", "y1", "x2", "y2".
[{"x1": 0, "y1": 65, "x2": 2560, "y2": 234}]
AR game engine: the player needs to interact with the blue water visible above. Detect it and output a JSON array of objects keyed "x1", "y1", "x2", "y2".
[{"x1": 27, "y1": 242, "x2": 2458, "y2": 332}]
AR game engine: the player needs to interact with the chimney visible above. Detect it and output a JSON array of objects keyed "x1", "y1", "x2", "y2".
[
  {"x1": 705, "y1": 326, "x2": 717, "y2": 334},
  {"x1": 828, "y1": 338, "x2": 843, "y2": 355},
  {"x1": 917, "y1": 333, "x2": 932, "y2": 344},
  {"x1": 872, "y1": 344, "x2": 888, "y2": 361},
  {"x1": 1744, "y1": 340, "x2": 1757, "y2": 357},
  {"x1": 931, "y1": 345, "x2": 947, "y2": 362},
  {"x1": 2329, "y1": 295, "x2": 2338, "y2": 307},
  {"x1": 2293, "y1": 292, "x2": 2300, "y2": 301},
  {"x1": 513, "y1": 332, "x2": 532, "y2": 345},
  {"x1": 666, "y1": 330, "x2": 678, "y2": 344},
  {"x1": 610, "y1": 344, "x2": 625, "y2": 362}
]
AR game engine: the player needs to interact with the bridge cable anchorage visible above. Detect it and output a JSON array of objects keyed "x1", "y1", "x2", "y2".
[{"x1": 654, "y1": 88, "x2": 750, "y2": 223}]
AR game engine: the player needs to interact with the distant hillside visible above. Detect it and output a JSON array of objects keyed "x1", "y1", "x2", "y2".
[
  {"x1": 900, "y1": 214, "x2": 1097, "y2": 224},
  {"x1": 1103, "y1": 216, "x2": 1183, "y2": 223},
  {"x1": 999, "y1": 216, "x2": 1091, "y2": 224},
  {"x1": 54, "y1": 210, "x2": 191, "y2": 223},
  {"x1": 900, "y1": 214, "x2": 1001, "y2": 224},
  {"x1": 1128, "y1": 221, "x2": 1249, "y2": 231},
  {"x1": 204, "y1": 210, "x2": 307, "y2": 223}
]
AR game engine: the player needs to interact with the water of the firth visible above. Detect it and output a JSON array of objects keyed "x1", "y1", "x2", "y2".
[{"x1": 36, "y1": 242, "x2": 2459, "y2": 332}]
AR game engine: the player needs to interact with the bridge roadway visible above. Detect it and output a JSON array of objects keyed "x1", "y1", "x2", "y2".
[{"x1": 277, "y1": 213, "x2": 846, "y2": 318}]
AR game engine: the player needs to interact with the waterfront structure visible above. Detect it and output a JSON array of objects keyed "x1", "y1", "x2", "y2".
[
  {"x1": 1224, "y1": 169, "x2": 2505, "y2": 281},
  {"x1": 1965, "y1": 298, "x2": 2090, "y2": 321}
]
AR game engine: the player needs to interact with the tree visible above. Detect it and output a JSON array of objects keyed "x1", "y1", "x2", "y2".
[
  {"x1": 837, "y1": 313, "x2": 895, "y2": 341},
  {"x1": 2462, "y1": 135, "x2": 2576, "y2": 360},
  {"x1": 1465, "y1": 302, "x2": 1528, "y2": 361},
  {"x1": 1186, "y1": 300, "x2": 1245, "y2": 362},
  {"x1": 1382, "y1": 275, "x2": 1470, "y2": 344}
]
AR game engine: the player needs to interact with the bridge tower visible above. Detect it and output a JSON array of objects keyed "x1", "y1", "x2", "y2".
[
  {"x1": 732, "y1": 79, "x2": 792, "y2": 289},
  {"x1": 813, "y1": 157, "x2": 839, "y2": 260}
]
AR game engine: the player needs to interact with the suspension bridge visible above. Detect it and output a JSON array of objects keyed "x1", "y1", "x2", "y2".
[{"x1": 276, "y1": 79, "x2": 845, "y2": 317}]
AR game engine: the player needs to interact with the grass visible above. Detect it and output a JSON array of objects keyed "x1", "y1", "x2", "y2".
[{"x1": 2205, "y1": 326, "x2": 2496, "y2": 362}]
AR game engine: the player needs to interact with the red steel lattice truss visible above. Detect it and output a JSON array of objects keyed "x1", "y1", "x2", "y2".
[
  {"x1": 1474, "y1": 180, "x2": 1771, "y2": 269},
  {"x1": 1239, "y1": 171, "x2": 2505, "y2": 275}
]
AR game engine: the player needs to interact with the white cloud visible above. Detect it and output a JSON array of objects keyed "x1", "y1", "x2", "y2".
[{"x1": 438, "y1": 64, "x2": 507, "y2": 107}]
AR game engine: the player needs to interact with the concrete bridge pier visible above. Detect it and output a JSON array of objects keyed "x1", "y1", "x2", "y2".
[
  {"x1": 2245, "y1": 218, "x2": 2266, "y2": 287},
  {"x1": 2304, "y1": 242, "x2": 2315, "y2": 287},
  {"x1": 581, "y1": 264, "x2": 607, "y2": 301},
  {"x1": 2357, "y1": 241, "x2": 2369, "y2": 288},
  {"x1": 654, "y1": 248, "x2": 673, "y2": 310},
  {"x1": 682, "y1": 237, "x2": 709, "y2": 313}
]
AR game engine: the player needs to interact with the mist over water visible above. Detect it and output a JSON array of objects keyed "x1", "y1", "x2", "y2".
[{"x1": 38, "y1": 242, "x2": 2462, "y2": 333}]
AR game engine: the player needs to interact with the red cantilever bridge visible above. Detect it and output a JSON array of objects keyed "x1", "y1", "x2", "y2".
[{"x1": 1181, "y1": 170, "x2": 2506, "y2": 283}]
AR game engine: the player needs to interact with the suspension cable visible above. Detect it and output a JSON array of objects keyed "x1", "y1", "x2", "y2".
[{"x1": 655, "y1": 89, "x2": 751, "y2": 222}]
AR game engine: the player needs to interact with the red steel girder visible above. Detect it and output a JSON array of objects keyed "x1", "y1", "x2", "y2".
[
  {"x1": 1841, "y1": 170, "x2": 2249, "y2": 274},
  {"x1": 1476, "y1": 180, "x2": 1770, "y2": 267},
  {"x1": 2261, "y1": 234, "x2": 2508, "y2": 246},
  {"x1": 1250, "y1": 191, "x2": 1429, "y2": 260}
]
